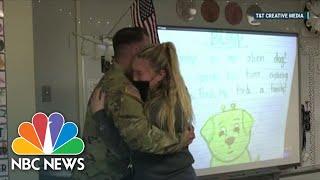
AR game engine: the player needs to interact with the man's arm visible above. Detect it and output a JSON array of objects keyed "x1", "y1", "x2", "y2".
[
  {"x1": 88, "y1": 87, "x2": 129, "y2": 158},
  {"x1": 92, "y1": 110, "x2": 124, "y2": 149},
  {"x1": 107, "y1": 89, "x2": 190, "y2": 155},
  {"x1": 89, "y1": 87, "x2": 123, "y2": 148}
]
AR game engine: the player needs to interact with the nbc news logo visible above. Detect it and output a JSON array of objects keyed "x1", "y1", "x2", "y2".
[{"x1": 11, "y1": 112, "x2": 85, "y2": 171}]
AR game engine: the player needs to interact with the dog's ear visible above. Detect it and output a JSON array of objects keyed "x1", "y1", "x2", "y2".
[
  {"x1": 242, "y1": 110, "x2": 254, "y2": 135},
  {"x1": 201, "y1": 116, "x2": 215, "y2": 143}
]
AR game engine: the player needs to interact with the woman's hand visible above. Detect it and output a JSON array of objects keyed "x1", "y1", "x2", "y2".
[
  {"x1": 187, "y1": 125, "x2": 195, "y2": 145},
  {"x1": 181, "y1": 124, "x2": 195, "y2": 148},
  {"x1": 90, "y1": 87, "x2": 106, "y2": 114}
]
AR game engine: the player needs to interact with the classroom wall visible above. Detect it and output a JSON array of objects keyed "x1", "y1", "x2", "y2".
[
  {"x1": 80, "y1": 0, "x2": 303, "y2": 35},
  {"x1": 5, "y1": 0, "x2": 38, "y2": 180},
  {"x1": 33, "y1": 0, "x2": 79, "y2": 124}
]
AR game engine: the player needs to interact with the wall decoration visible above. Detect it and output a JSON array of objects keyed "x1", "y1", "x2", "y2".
[
  {"x1": 176, "y1": 0, "x2": 197, "y2": 21},
  {"x1": 0, "y1": 54, "x2": 4, "y2": 71},
  {"x1": 0, "y1": 1, "x2": 3, "y2": 18},
  {"x1": 0, "y1": 72, "x2": 4, "y2": 88},
  {"x1": 246, "y1": 4, "x2": 262, "y2": 26},
  {"x1": 0, "y1": 124, "x2": 6, "y2": 142},
  {"x1": 0, "y1": 142, "x2": 7, "y2": 158},
  {"x1": 305, "y1": 0, "x2": 320, "y2": 34},
  {"x1": 0, "y1": 1, "x2": 7, "y2": 179},
  {"x1": 0, "y1": 106, "x2": 6, "y2": 124},
  {"x1": 0, "y1": 159, "x2": 7, "y2": 176},
  {"x1": 225, "y1": 1, "x2": 242, "y2": 25},
  {"x1": 201, "y1": 0, "x2": 219, "y2": 23},
  {"x1": 0, "y1": 37, "x2": 3, "y2": 53},
  {"x1": 131, "y1": 0, "x2": 159, "y2": 44},
  {"x1": 0, "y1": 89, "x2": 4, "y2": 106},
  {"x1": 0, "y1": 19, "x2": 3, "y2": 36}
]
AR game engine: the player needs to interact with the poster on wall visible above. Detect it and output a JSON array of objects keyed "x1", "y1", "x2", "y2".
[
  {"x1": 0, "y1": 54, "x2": 4, "y2": 71},
  {"x1": 0, "y1": 159, "x2": 8, "y2": 176},
  {"x1": 0, "y1": 89, "x2": 5, "y2": 106},
  {"x1": 0, "y1": 124, "x2": 6, "y2": 141},
  {"x1": 0, "y1": 1, "x2": 7, "y2": 179},
  {"x1": 0, "y1": 37, "x2": 4, "y2": 53},
  {"x1": 0, "y1": 1, "x2": 3, "y2": 19},
  {"x1": 0, "y1": 72, "x2": 4, "y2": 88},
  {"x1": 0, "y1": 19, "x2": 3, "y2": 36},
  {"x1": 0, "y1": 106, "x2": 5, "y2": 124},
  {"x1": 0, "y1": 142, "x2": 7, "y2": 159}
]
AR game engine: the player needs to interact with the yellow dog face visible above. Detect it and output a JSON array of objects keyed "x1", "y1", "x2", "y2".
[{"x1": 201, "y1": 105, "x2": 254, "y2": 163}]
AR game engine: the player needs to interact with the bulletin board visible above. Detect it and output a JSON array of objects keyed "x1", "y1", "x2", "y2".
[{"x1": 0, "y1": 1, "x2": 8, "y2": 179}]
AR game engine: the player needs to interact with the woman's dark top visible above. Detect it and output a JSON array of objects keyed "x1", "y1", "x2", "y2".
[{"x1": 132, "y1": 96, "x2": 196, "y2": 180}]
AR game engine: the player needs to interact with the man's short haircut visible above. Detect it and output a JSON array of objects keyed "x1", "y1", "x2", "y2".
[{"x1": 112, "y1": 27, "x2": 148, "y2": 57}]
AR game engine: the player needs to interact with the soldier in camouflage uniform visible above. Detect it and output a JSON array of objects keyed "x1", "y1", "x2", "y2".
[{"x1": 72, "y1": 28, "x2": 192, "y2": 180}]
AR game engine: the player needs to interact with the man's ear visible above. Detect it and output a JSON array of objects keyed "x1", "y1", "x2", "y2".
[
  {"x1": 242, "y1": 110, "x2": 254, "y2": 135},
  {"x1": 201, "y1": 116, "x2": 215, "y2": 143}
]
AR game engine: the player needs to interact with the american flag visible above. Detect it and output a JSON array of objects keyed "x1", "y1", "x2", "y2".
[{"x1": 130, "y1": 0, "x2": 160, "y2": 44}]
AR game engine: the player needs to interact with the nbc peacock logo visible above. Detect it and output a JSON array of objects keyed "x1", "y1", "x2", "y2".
[
  {"x1": 11, "y1": 112, "x2": 85, "y2": 171},
  {"x1": 12, "y1": 112, "x2": 84, "y2": 155}
]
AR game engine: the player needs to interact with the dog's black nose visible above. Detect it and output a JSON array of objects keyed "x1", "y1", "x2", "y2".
[{"x1": 225, "y1": 137, "x2": 235, "y2": 146}]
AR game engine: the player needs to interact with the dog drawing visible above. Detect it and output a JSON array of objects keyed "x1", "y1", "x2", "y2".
[{"x1": 201, "y1": 104, "x2": 254, "y2": 167}]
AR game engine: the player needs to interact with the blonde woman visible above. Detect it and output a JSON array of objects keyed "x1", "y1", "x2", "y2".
[
  {"x1": 91, "y1": 42, "x2": 196, "y2": 180},
  {"x1": 130, "y1": 42, "x2": 196, "y2": 179}
]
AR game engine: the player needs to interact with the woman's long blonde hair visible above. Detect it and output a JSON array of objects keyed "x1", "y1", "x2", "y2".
[{"x1": 136, "y1": 42, "x2": 193, "y2": 136}]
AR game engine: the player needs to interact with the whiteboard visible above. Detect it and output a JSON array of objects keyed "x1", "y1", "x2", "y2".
[{"x1": 158, "y1": 26, "x2": 300, "y2": 176}]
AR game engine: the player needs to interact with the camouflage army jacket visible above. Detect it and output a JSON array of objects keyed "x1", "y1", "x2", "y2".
[{"x1": 73, "y1": 63, "x2": 188, "y2": 180}]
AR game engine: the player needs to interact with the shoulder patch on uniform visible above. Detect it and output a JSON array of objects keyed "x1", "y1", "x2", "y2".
[{"x1": 124, "y1": 83, "x2": 142, "y2": 102}]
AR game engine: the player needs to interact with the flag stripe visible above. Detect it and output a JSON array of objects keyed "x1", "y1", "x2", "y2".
[
  {"x1": 143, "y1": 20, "x2": 152, "y2": 43},
  {"x1": 130, "y1": 0, "x2": 160, "y2": 44},
  {"x1": 149, "y1": 17, "x2": 155, "y2": 43}
]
